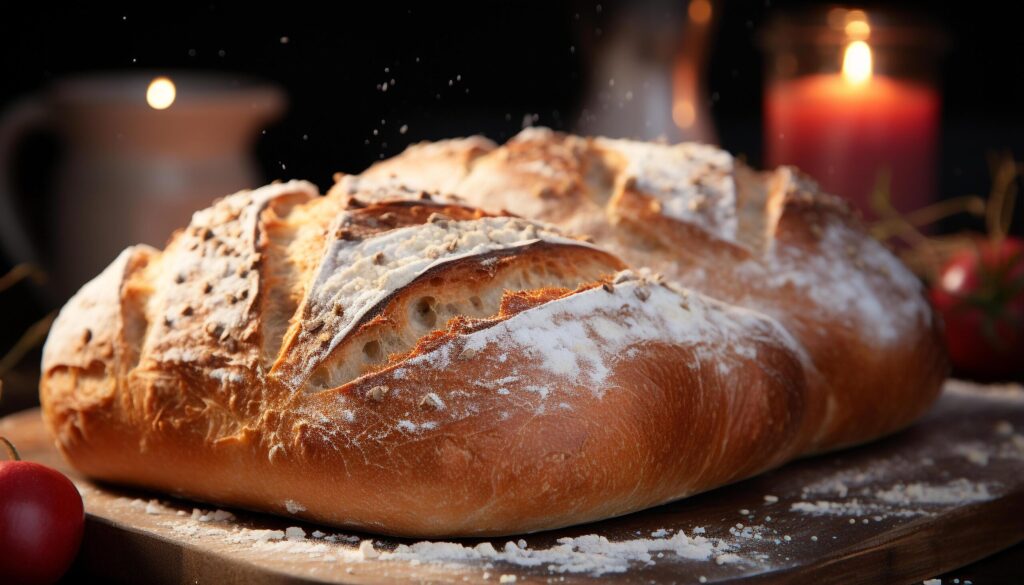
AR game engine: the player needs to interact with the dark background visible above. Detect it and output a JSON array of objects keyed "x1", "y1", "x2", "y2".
[
  {"x1": 6, "y1": 2, "x2": 1022, "y2": 189},
  {"x1": 1, "y1": 0, "x2": 1023, "y2": 397}
]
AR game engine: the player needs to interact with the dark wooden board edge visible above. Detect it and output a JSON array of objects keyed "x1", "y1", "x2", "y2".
[
  {"x1": 739, "y1": 491, "x2": 1024, "y2": 584},
  {"x1": 75, "y1": 515, "x2": 338, "y2": 585}
]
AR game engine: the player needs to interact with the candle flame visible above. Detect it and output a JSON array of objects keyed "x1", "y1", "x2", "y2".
[
  {"x1": 842, "y1": 41, "x2": 873, "y2": 85},
  {"x1": 146, "y1": 76, "x2": 176, "y2": 110}
]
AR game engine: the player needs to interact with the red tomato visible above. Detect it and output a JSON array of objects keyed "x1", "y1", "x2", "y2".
[
  {"x1": 930, "y1": 237, "x2": 1024, "y2": 379},
  {"x1": 0, "y1": 458, "x2": 84, "y2": 584}
]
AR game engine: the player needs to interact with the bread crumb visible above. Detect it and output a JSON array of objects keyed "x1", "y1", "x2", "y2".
[
  {"x1": 763, "y1": 494, "x2": 779, "y2": 503},
  {"x1": 952, "y1": 444, "x2": 990, "y2": 466},
  {"x1": 367, "y1": 385, "x2": 389, "y2": 402},
  {"x1": 192, "y1": 508, "x2": 235, "y2": 523},
  {"x1": 359, "y1": 540, "x2": 379, "y2": 560},
  {"x1": 419, "y1": 392, "x2": 445, "y2": 410},
  {"x1": 715, "y1": 553, "x2": 740, "y2": 565}
]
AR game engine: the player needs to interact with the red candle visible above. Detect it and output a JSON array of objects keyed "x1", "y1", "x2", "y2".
[{"x1": 765, "y1": 41, "x2": 940, "y2": 218}]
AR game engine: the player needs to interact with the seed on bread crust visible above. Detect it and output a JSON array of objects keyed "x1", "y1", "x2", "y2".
[{"x1": 367, "y1": 385, "x2": 389, "y2": 402}]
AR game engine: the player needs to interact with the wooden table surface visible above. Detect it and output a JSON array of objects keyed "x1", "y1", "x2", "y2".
[{"x1": 4, "y1": 379, "x2": 1023, "y2": 584}]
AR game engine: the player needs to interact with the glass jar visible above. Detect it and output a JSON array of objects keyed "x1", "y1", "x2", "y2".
[{"x1": 760, "y1": 7, "x2": 946, "y2": 218}]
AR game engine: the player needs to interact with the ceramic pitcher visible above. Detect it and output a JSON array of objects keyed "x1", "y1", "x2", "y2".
[{"x1": 0, "y1": 72, "x2": 285, "y2": 298}]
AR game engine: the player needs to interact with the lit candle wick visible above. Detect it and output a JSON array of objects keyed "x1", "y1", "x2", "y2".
[{"x1": 146, "y1": 76, "x2": 176, "y2": 110}]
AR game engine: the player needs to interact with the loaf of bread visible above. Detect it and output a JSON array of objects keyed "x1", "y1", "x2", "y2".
[{"x1": 40, "y1": 131, "x2": 947, "y2": 537}]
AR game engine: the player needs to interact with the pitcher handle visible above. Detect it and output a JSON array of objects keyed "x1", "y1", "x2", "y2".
[{"x1": 0, "y1": 96, "x2": 49, "y2": 266}]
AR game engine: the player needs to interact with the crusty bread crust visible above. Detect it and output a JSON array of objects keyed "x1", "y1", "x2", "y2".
[
  {"x1": 40, "y1": 132, "x2": 946, "y2": 537},
  {"x1": 354, "y1": 129, "x2": 948, "y2": 452}
]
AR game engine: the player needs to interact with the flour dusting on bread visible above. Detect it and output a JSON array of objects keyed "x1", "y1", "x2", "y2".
[
  {"x1": 273, "y1": 215, "x2": 600, "y2": 390},
  {"x1": 142, "y1": 180, "x2": 317, "y2": 369},
  {"x1": 757, "y1": 218, "x2": 929, "y2": 344},
  {"x1": 598, "y1": 138, "x2": 739, "y2": 244},
  {"x1": 453, "y1": 272, "x2": 797, "y2": 391}
]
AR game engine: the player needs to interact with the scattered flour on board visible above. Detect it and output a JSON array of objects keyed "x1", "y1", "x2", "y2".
[
  {"x1": 787, "y1": 411, "x2": 1024, "y2": 522},
  {"x1": 791, "y1": 477, "x2": 997, "y2": 520},
  {"x1": 874, "y1": 479, "x2": 994, "y2": 506},
  {"x1": 789, "y1": 500, "x2": 926, "y2": 518},
  {"x1": 374, "y1": 531, "x2": 744, "y2": 576},
  {"x1": 156, "y1": 514, "x2": 757, "y2": 577}
]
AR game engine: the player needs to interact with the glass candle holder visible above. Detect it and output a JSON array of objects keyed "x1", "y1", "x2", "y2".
[{"x1": 761, "y1": 7, "x2": 945, "y2": 219}]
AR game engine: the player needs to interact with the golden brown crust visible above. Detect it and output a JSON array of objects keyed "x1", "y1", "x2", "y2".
[
  {"x1": 44, "y1": 266, "x2": 808, "y2": 536},
  {"x1": 356, "y1": 130, "x2": 948, "y2": 453},
  {"x1": 40, "y1": 132, "x2": 947, "y2": 537}
]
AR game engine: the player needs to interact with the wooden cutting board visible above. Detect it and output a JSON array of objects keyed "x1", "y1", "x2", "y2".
[{"x1": 3, "y1": 380, "x2": 1023, "y2": 584}]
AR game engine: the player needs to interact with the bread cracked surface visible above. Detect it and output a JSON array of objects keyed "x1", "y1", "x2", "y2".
[{"x1": 40, "y1": 131, "x2": 946, "y2": 537}]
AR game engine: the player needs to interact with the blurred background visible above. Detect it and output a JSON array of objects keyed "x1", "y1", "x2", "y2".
[{"x1": 1, "y1": 0, "x2": 1023, "y2": 415}]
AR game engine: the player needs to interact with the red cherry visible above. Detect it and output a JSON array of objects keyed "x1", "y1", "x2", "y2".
[
  {"x1": 0, "y1": 439, "x2": 84, "y2": 585},
  {"x1": 930, "y1": 237, "x2": 1024, "y2": 379}
]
